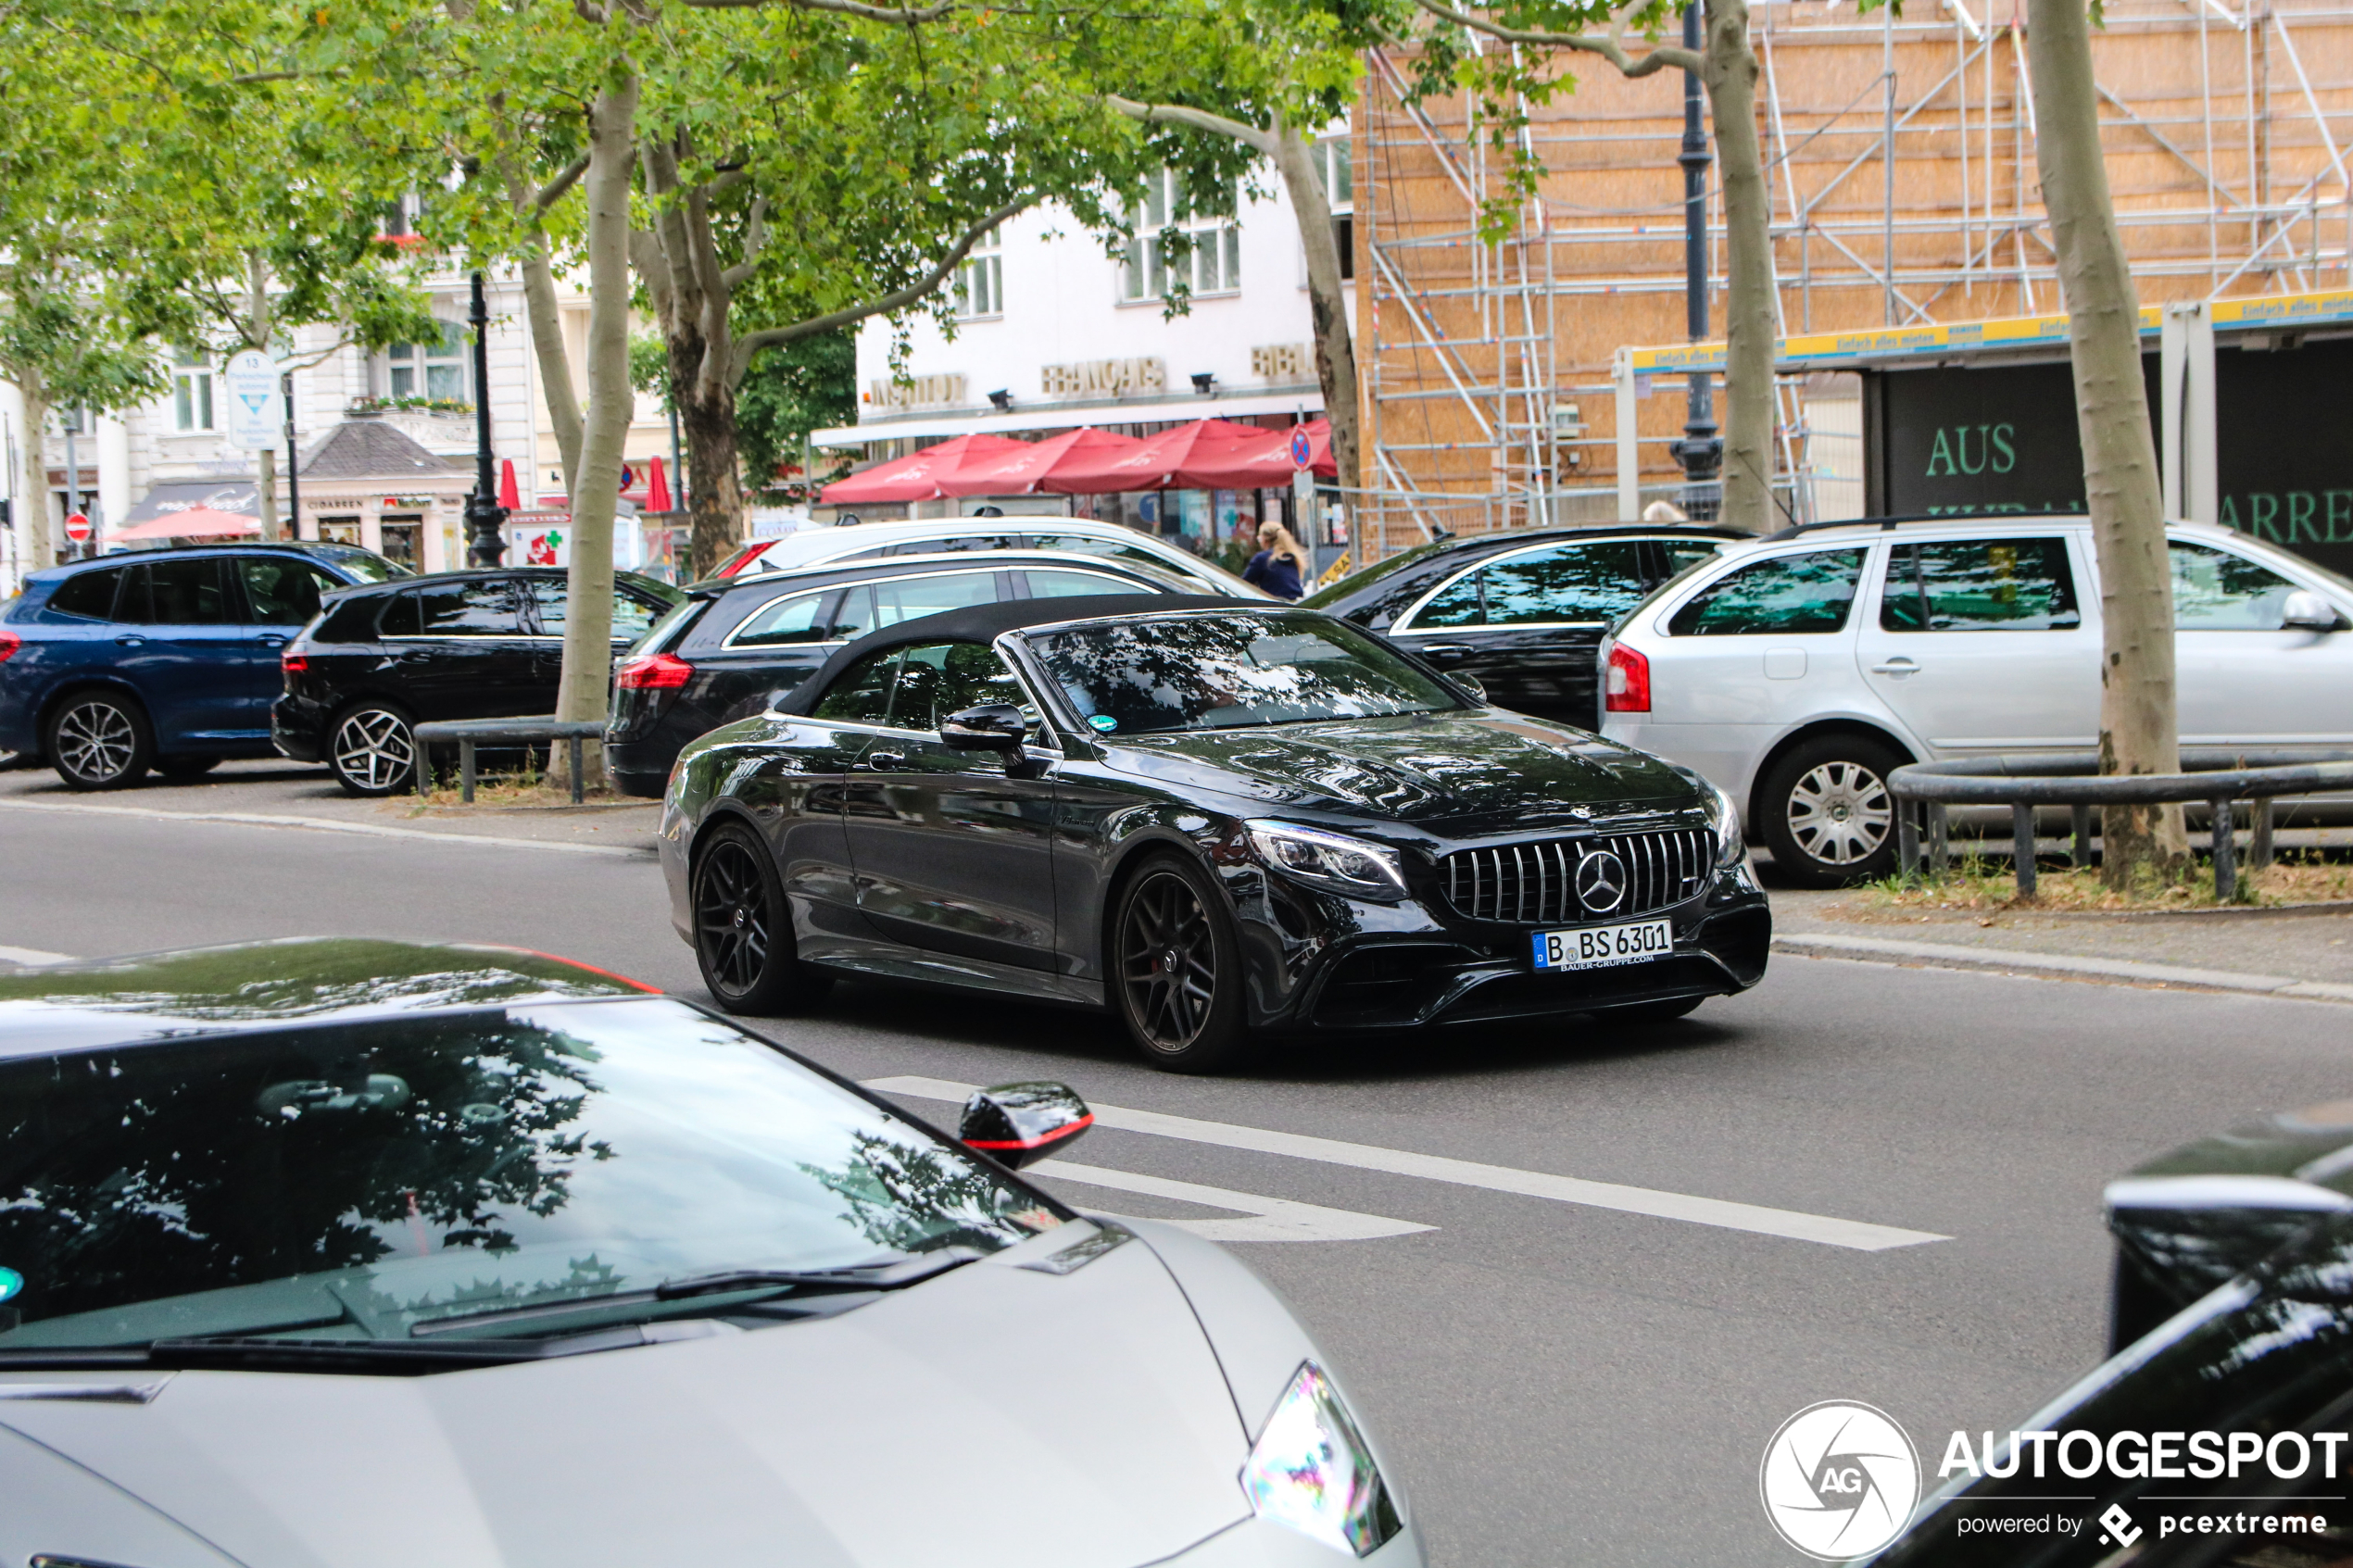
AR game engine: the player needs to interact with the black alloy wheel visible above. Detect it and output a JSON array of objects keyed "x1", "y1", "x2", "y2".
[
  {"x1": 693, "y1": 822, "x2": 832, "y2": 1014},
  {"x1": 46, "y1": 690, "x2": 154, "y2": 790},
  {"x1": 329, "y1": 703, "x2": 418, "y2": 797},
  {"x1": 1113, "y1": 855, "x2": 1249, "y2": 1073},
  {"x1": 1756, "y1": 734, "x2": 1903, "y2": 888}
]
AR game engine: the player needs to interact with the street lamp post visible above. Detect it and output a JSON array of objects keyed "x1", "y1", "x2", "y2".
[
  {"x1": 1668, "y1": 3, "x2": 1722, "y2": 520},
  {"x1": 463, "y1": 271, "x2": 508, "y2": 568}
]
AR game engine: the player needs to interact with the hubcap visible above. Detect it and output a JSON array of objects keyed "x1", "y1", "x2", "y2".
[
  {"x1": 696, "y1": 840, "x2": 772, "y2": 997},
  {"x1": 333, "y1": 709, "x2": 415, "y2": 791},
  {"x1": 1786, "y1": 760, "x2": 1893, "y2": 866},
  {"x1": 1120, "y1": 873, "x2": 1217, "y2": 1053},
  {"x1": 55, "y1": 699, "x2": 135, "y2": 782}
]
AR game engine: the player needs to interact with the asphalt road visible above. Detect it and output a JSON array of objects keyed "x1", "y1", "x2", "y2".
[{"x1": 7, "y1": 787, "x2": 2352, "y2": 1565}]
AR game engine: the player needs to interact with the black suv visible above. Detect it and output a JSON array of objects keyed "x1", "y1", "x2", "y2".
[
  {"x1": 273, "y1": 568, "x2": 680, "y2": 795},
  {"x1": 1304, "y1": 525, "x2": 1741, "y2": 724},
  {"x1": 605, "y1": 549, "x2": 1202, "y2": 797}
]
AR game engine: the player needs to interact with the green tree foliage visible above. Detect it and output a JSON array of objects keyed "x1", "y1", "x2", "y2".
[{"x1": 736, "y1": 333, "x2": 856, "y2": 503}]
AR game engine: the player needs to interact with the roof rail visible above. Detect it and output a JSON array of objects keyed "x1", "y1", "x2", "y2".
[{"x1": 1757, "y1": 509, "x2": 2090, "y2": 543}]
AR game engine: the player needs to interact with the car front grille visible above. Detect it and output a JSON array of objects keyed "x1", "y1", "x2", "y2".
[{"x1": 1439, "y1": 827, "x2": 1714, "y2": 924}]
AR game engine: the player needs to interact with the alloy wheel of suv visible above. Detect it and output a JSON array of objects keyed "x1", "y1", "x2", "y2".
[
  {"x1": 47, "y1": 691, "x2": 154, "y2": 790},
  {"x1": 1757, "y1": 736, "x2": 1901, "y2": 888},
  {"x1": 330, "y1": 705, "x2": 418, "y2": 797}
]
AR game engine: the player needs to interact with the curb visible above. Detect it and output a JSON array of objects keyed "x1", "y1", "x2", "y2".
[{"x1": 1774, "y1": 932, "x2": 2353, "y2": 1004}]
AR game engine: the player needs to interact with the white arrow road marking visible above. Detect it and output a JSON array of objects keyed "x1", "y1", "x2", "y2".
[
  {"x1": 866, "y1": 1076, "x2": 1947, "y2": 1252},
  {"x1": 1030, "y1": 1159, "x2": 1435, "y2": 1243}
]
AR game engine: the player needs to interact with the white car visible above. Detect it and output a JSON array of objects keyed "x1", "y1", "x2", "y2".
[
  {"x1": 717, "y1": 514, "x2": 1271, "y2": 600},
  {"x1": 1599, "y1": 517, "x2": 2353, "y2": 885},
  {"x1": 0, "y1": 939, "x2": 1422, "y2": 1568}
]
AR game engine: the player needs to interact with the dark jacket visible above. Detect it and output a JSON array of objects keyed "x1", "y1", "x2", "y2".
[{"x1": 1244, "y1": 548, "x2": 1304, "y2": 600}]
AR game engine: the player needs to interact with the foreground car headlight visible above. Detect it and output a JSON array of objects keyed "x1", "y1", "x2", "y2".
[
  {"x1": 1242, "y1": 1361, "x2": 1403, "y2": 1558},
  {"x1": 1245, "y1": 821, "x2": 1408, "y2": 902},
  {"x1": 1700, "y1": 778, "x2": 1745, "y2": 869}
]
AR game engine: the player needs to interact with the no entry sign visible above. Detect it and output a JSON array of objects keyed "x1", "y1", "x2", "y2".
[{"x1": 64, "y1": 511, "x2": 91, "y2": 543}]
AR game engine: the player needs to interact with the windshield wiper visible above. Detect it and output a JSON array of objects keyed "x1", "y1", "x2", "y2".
[{"x1": 406, "y1": 1250, "x2": 979, "y2": 1338}]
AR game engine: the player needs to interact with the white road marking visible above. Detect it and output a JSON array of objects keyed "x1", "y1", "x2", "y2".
[
  {"x1": 1031, "y1": 1159, "x2": 1435, "y2": 1243},
  {"x1": 868, "y1": 1076, "x2": 1948, "y2": 1252},
  {"x1": 0, "y1": 798, "x2": 646, "y2": 858},
  {"x1": 0, "y1": 945, "x2": 72, "y2": 966}
]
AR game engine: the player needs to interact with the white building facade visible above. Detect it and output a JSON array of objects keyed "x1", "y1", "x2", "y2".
[{"x1": 818, "y1": 150, "x2": 1353, "y2": 558}]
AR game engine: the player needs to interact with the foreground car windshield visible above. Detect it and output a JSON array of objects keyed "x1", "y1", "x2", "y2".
[
  {"x1": 1027, "y1": 610, "x2": 1464, "y2": 734},
  {"x1": 0, "y1": 998, "x2": 1057, "y2": 1348}
]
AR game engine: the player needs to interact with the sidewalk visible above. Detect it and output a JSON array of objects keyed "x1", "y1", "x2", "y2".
[
  {"x1": 0, "y1": 758, "x2": 661, "y2": 856},
  {"x1": 1769, "y1": 883, "x2": 2353, "y2": 1001}
]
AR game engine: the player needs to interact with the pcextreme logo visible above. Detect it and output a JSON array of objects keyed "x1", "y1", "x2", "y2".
[{"x1": 1760, "y1": 1401, "x2": 1923, "y2": 1562}]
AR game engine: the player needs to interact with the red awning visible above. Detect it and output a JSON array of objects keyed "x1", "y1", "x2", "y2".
[
  {"x1": 938, "y1": 427, "x2": 1145, "y2": 496},
  {"x1": 109, "y1": 506, "x2": 259, "y2": 541},
  {"x1": 1039, "y1": 419, "x2": 1275, "y2": 495},
  {"x1": 1173, "y1": 419, "x2": 1338, "y2": 488},
  {"x1": 821, "y1": 433, "x2": 1031, "y2": 505}
]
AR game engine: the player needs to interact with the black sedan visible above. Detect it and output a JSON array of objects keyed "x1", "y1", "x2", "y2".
[
  {"x1": 1303, "y1": 525, "x2": 1737, "y2": 724},
  {"x1": 607, "y1": 549, "x2": 1208, "y2": 798},
  {"x1": 273, "y1": 567, "x2": 680, "y2": 795},
  {"x1": 659, "y1": 596, "x2": 1770, "y2": 1071}
]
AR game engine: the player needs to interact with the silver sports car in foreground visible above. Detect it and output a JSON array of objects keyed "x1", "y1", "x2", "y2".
[{"x1": 0, "y1": 939, "x2": 1422, "y2": 1568}]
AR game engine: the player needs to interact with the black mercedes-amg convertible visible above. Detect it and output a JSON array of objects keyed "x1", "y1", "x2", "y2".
[{"x1": 656, "y1": 596, "x2": 1771, "y2": 1071}]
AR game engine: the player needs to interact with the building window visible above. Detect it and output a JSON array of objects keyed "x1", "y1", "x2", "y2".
[
  {"x1": 383, "y1": 320, "x2": 469, "y2": 404},
  {"x1": 172, "y1": 350, "x2": 215, "y2": 433},
  {"x1": 1122, "y1": 171, "x2": 1240, "y2": 302},
  {"x1": 952, "y1": 226, "x2": 1003, "y2": 320},
  {"x1": 1308, "y1": 132, "x2": 1354, "y2": 282}
]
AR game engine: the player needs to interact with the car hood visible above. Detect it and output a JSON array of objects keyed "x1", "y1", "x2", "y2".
[
  {"x1": 0, "y1": 1230, "x2": 1253, "y2": 1568},
  {"x1": 1099, "y1": 711, "x2": 1698, "y2": 834}
]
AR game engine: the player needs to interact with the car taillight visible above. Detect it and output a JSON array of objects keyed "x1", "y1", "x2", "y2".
[
  {"x1": 0, "y1": 631, "x2": 19, "y2": 663},
  {"x1": 1604, "y1": 643, "x2": 1650, "y2": 713},
  {"x1": 614, "y1": 651, "x2": 694, "y2": 690},
  {"x1": 282, "y1": 649, "x2": 308, "y2": 673}
]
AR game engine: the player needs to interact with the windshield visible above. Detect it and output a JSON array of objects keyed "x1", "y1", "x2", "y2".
[
  {"x1": 308, "y1": 542, "x2": 413, "y2": 583},
  {"x1": 0, "y1": 997, "x2": 1058, "y2": 1350},
  {"x1": 1026, "y1": 610, "x2": 1464, "y2": 734}
]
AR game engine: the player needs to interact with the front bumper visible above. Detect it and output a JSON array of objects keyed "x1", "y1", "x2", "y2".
[{"x1": 1231, "y1": 861, "x2": 1771, "y2": 1031}]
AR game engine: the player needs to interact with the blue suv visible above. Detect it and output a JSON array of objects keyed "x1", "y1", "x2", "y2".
[{"x1": 0, "y1": 543, "x2": 409, "y2": 789}]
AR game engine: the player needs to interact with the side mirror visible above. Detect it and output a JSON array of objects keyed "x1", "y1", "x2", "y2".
[
  {"x1": 940, "y1": 701, "x2": 1029, "y2": 752},
  {"x1": 1452, "y1": 673, "x2": 1488, "y2": 704},
  {"x1": 959, "y1": 1082, "x2": 1093, "y2": 1170},
  {"x1": 2282, "y1": 590, "x2": 2346, "y2": 632}
]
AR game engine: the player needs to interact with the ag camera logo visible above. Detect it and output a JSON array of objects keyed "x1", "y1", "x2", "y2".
[{"x1": 1760, "y1": 1400, "x2": 1922, "y2": 1561}]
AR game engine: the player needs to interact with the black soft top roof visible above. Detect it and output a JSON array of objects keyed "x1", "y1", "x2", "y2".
[{"x1": 774, "y1": 593, "x2": 1262, "y2": 714}]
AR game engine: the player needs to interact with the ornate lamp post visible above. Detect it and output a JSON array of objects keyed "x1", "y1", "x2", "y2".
[
  {"x1": 1667, "y1": 3, "x2": 1723, "y2": 520},
  {"x1": 463, "y1": 270, "x2": 508, "y2": 567}
]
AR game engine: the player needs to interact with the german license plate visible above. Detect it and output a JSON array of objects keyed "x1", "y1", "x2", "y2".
[{"x1": 1531, "y1": 918, "x2": 1674, "y2": 972}]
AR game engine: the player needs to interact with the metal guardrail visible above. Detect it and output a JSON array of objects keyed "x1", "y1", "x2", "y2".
[
  {"x1": 1886, "y1": 748, "x2": 2353, "y2": 899},
  {"x1": 413, "y1": 718, "x2": 609, "y2": 805}
]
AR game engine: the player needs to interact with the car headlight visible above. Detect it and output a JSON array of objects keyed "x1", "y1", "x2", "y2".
[
  {"x1": 1705, "y1": 779, "x2": 1745, "y2": 869},
  {"x1": 1241, "y1": 1361, "x2": 1403, "y2": 1558},
  {"x1": 1244, "y1": 821, "x2": 1408, "y2": 902}
]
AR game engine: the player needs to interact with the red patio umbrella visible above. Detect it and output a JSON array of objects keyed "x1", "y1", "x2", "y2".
[
  {"x1": 938, "y1": 427, "x2": 1145, "y2": 496},
  {"x1": 1040, "y1": 419, "x2": 1270, "y2": 495},
  {"x1": 1173, "y1": 419, "x2": 1338, "y2": 489},
  {"x1": 644, "y1": 456, "x2": 672, "y2": 513},
  {"x1": 821, "y1": 433, "x2": 1030, "y2": 505},
  {"x1": 498, "y1": 458, "x2": 522, "y2": 510}
]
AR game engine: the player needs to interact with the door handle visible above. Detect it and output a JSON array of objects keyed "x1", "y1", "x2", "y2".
[
  {"x1": 856, "y1": 751, "x2": 907, "y2": 771},
  {"x1": 114, "y1": 635, "x2": 146, "y2": 646},
  {"x1": 1869, "y1": 658, "x2": 1919, "y2": 676},
  {"x1": 255, "y1": 634, "x2": 287, "y2": 648},
  {"x1": 1416, "y1": 643, "x2": 1472, "y2": 659}
]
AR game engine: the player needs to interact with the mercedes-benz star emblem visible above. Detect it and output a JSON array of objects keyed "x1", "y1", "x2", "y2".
[{"x1": 1576, "y1": 848, "x2": 1629, "y2": 914}]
